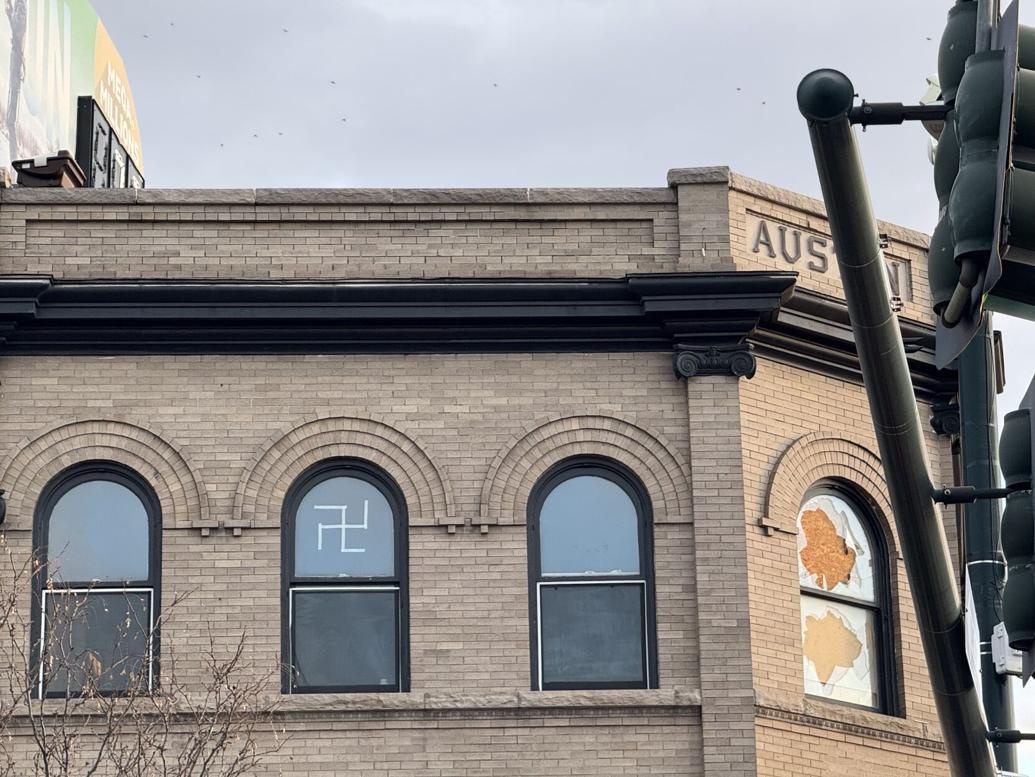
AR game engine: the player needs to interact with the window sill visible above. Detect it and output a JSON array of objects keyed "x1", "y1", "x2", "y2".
[{"x1": 14, "y1": 688, "x2": 701, "y2": 721}]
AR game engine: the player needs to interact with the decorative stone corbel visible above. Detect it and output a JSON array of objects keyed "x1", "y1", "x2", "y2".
[
  {"x1": 673, "y1": 343, "x2": 757, "y2": 380},
  {"x1": 929, "y1": 400, "x2": 961, "y2": 437}
]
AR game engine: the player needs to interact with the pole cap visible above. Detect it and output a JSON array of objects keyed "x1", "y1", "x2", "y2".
[{"x1": 797, "y1": 69, "x2": 855, "y2": 122}]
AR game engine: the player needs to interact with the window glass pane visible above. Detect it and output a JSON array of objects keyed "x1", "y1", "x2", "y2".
[
  {"x1": 291, "y1": 589, "x2": 398, "y2": 690},
  {"x1": 539, "y1": 582, "x2": 646, "y2": 687},
  {"x1": 294, "y1": 477, "x2": 395, "y2": 578},
  {"x1": 797, "y1": 493, "x2": 875, "y2": 602},
  {"x1": 539, "y1": 475, "x2": 640, "y2": 576},
  {"x1": 800, "y1": 594, "x2": 878, "y2": 708},
  {"x1": 42, "y1": 590, "x2": 151, "y2": 696},
  {"x1": 47, "y1": 480, "x2": 150, "y2": 583}
]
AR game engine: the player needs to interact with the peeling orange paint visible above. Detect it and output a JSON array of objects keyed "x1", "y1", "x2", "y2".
[{"x1": 799, "y1": 508, "x2": 856, "y2": 590}]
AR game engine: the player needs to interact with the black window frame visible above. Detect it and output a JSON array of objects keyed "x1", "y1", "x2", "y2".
[
  {"x1": 31, "y1": 461, "x2": 162, "y2": 699},
  {"x1": 281, "y1": 458, "x2": 410, "y2": 694},
  {"x1": 798, "y1": 481, "x2": 898, "y2": 715},
  {"x1": 527, "y1": 456, "x2": 659, "y2": 691}
]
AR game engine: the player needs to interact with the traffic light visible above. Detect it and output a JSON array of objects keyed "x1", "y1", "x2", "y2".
[
  {"x1": 1001, "y1": 377, "x2": 1035, "y2": 678},
  {"x1": 930, "y1": 0, "x2": 1035, "y2": 368}
]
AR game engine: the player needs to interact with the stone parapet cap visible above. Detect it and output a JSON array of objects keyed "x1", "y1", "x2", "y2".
[
  {"x1": 666, "y1": 166, "x2": 731, "y2": 186},
  {"x1": 730, "y1": 171, "x2": 930, "y2": 250},
  {"x1": 0, "y1": 186, "x2": 675, "y2": 207}
]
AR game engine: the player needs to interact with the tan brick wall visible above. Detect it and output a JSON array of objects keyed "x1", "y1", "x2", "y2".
[
  {"x1": 0, "y1": 710, "x2": 701, "y2": 777},
  {"x1": 0, "y1": 351, "x2": 699, "y2": 775},
  {"x1": 757, "y1": 718, "x2": 946, "y2": 777},
  {"x1": 0, "y1": 189, "x2": 695, "y2": 281},
  {"x1": 741, "y1": 356, "x2": 954, "y2": 773}
]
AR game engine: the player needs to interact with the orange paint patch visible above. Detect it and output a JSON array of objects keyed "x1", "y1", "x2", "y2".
[
  {"x1": 799, "y1": 508, "x2": 856, "y2": 590},
  {"x1": 803, "y1": 611, "x2": 862, "y2": 684}
]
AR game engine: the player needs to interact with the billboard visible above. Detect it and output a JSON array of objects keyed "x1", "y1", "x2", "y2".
[{"x1": 0, "y1": 0, "x2": 142, "y2": 175}]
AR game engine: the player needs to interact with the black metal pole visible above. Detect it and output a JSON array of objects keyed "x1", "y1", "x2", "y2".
[
  {"x1": 962, "y1": 0, "x2": 1016, "y2": 768},
  {"x1": 959, "y1": 317, "x2": 1017, "y2": 771},
  {"x1": 797, "y1": 68, "x2": 997, "y2": 777}
]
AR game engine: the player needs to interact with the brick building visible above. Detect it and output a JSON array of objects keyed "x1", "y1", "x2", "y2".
[{"x1": 0, "y1": 166, "x2": 960, "y2": 775}]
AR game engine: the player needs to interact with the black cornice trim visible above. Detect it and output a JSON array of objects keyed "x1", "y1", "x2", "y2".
[
  {"x1": 0, "y1": 273, "x2": 796, "y2": 358},
  {"x1": 752, "y1": 288, "x2": 956, "y2": 400},
  {"x1": 0, "y1": 275, "x2": 956, "y2": 399}
]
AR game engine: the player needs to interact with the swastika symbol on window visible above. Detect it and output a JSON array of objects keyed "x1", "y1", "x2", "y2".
[{"x1": 314, "y1": 501, "x2": 369, "y2": 553}]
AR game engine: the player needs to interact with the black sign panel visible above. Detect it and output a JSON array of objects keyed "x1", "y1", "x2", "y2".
[{"x1": 75, "y1": 97, "x2": 144, "y2": 189}]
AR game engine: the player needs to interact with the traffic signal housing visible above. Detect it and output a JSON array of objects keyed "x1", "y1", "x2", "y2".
[
  {"x1": 1001, "y1": 377, "x2": 1035, "y2": 679},
  {"x1": 930, "y1": 0, "x2": 1035, "y2": 368}
]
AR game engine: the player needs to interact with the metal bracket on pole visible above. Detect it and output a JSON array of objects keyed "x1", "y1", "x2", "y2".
[
  {"x1": 988, "y1": 729, "x2": 1035, "y2": 744},
  {"x1": 933, "y1": 484, "x2": 1029, "y2": 504},
  {"x1": 849, "y1": 101, "x2": 951, "y2": 128}
]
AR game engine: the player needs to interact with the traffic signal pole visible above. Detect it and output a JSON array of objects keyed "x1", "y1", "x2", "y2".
[
  {"x1": 958, "y1": 1, "x2": 1016, "y2": 770},
  {"x1": 797, "y1": 69, "x2": 998, "y2": 777},
  {"x1": 960, "y1": 319, "x2": 1017, "y2": 772}
]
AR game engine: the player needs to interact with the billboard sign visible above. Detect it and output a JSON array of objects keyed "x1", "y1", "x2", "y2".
[
  {"x1": 0, "y1": 0, "x2": 143, "y2": 177},
  {"x1": 76, "y1": 97, "x2": 143, "y2": 187}
]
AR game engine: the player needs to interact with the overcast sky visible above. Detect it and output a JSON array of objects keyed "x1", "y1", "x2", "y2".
[{"x1": 90, "y1": 0, "x2": 1035, "y2": 767}]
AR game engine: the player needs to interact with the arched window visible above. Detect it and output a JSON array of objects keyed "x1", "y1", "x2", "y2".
[
  {"x1": 32, "y1": 462, "x2": 161, "y2": 698},
  {"x1": 527, "y1": 458, "x2": 658, "y2": 690},
  {"x1": 797, "y1": 486, "x2": 894, "y2": 711},
  {"x1": 282, "y1": 459, "x2": 409, "y2": 693}
]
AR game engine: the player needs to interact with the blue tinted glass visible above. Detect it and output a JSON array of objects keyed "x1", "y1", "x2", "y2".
[
  {"x1": 539, "y1": 475, "x2": 640, "y2": 576},
  {"x1": 47, "y1": 480, "x2": 150, "y2": 583},
  {"x1": 294, "y1": 476, "x2": 395, "y2": 577}
]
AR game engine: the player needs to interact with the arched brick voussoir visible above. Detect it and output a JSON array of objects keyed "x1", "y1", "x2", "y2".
[
  {"x1": 0, "y1": 420, "x2": 209, "y2": 531},
  {"x1": 481, "y1": 415, "x2": 692, "y2": 526},
  {"x1": 762, "y1": 432, "x2": 900, "y2": 558},
  {"x1": 233, "y1": 417, "x2": 454, "y2": 528}
]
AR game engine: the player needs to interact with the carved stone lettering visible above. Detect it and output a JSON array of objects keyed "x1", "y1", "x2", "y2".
[
  {"x1": 778, "y1": 226, "x2": 801, "y2": 264},
  {"x1": 752, "y1": 220, "x2": 776, "y2": 258},
  {"x1": 746, "y1": 215, "x2": 912, "y2": 302},
  {"x1": 806, "y1": 235, "x2": 828, "y2": 273}
]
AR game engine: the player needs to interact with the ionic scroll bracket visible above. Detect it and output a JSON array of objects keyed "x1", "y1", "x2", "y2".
[{"x1": 673, "y1": 344, "x2": 757, "y2": 380}]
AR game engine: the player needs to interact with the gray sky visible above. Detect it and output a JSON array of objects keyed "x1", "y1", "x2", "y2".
[{"x1": 90, "y1": 0, "x2": 1035, "y2": 767}]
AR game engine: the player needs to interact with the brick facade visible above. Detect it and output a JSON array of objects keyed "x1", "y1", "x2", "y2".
[{"x1": 0, "y1": 168, "x2": 958, "y2": 775}]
